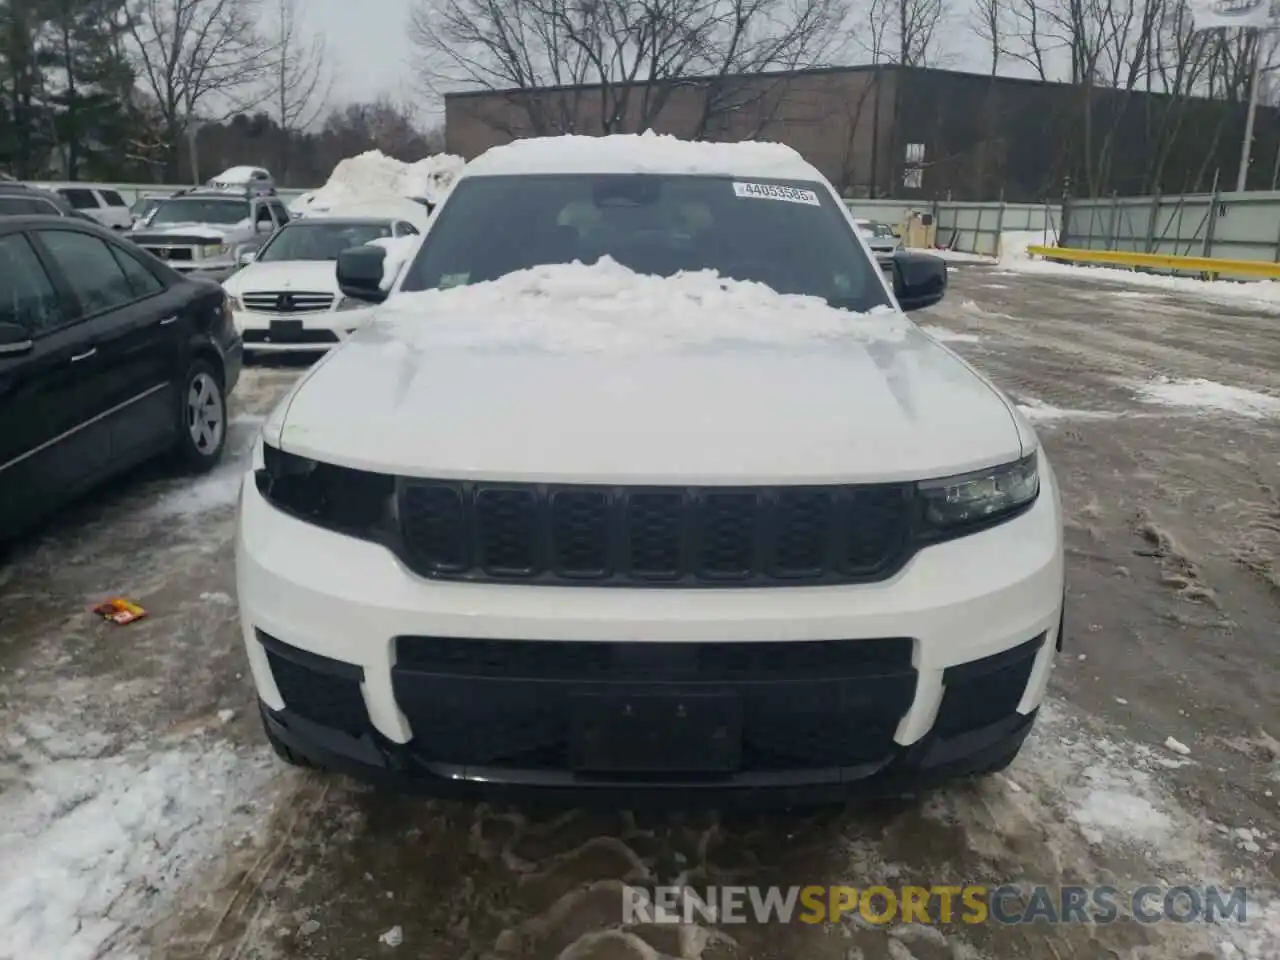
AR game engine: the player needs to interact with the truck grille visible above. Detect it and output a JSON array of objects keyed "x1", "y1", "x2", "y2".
[
  {"x1": 397, "y1": 481, "x2": 914, "y2": 586},
  {"x1": 140, "y1": 245, "x2": 194, "y2": 261},
  {"x1": 242, "y1": 291, "x2": 334, "y2": 313}
]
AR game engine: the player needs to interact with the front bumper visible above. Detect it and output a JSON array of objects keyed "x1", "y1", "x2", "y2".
[
  {"x1": 233, "y1": 309, "x2": 368, "y2": 352},
  {"x1": 235, "y1": 461, "x2": 1064, "y2": 802}
]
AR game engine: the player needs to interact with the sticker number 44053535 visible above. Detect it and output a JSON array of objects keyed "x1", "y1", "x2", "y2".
[{"x1": 732, "y1": 181, "x2": 821, "y2": 206}]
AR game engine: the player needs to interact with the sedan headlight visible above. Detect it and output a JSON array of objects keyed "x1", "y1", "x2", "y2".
[
  {"x1": 917, "y1": 452, "x2": 1039, "y2": 531},
  {"x1": 255, "y1": 443, "x2": 394, "y2": 537},
  {"x1": 333, "y1": 297, "x2": 367, "y2": 312}
]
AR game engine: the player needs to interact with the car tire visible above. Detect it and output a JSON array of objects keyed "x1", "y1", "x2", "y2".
[{"x1": 174, "y1": 358, "x2": 227, "y2": 473}]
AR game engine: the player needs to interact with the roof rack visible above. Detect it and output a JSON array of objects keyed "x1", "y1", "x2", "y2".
[{"x1": 190, "y1": 181, "x2": 277, "y2": 198}]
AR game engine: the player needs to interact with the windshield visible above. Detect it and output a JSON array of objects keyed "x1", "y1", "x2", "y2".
[
  {"x1": 149, "y1": 197, "x2": 249, "y2": 225},
  {"x1": 257, "y1": 221, "x2": 393, "y2": 262},
  {"x1": 131, "y1": 196, "x2": 163, "y2": 216},
  {"x1": 398, "y1": 174, "x2": 889, "y2": 311},
  {"x1": 858, "y1": 220, "x2": 895, "y2": 239}
]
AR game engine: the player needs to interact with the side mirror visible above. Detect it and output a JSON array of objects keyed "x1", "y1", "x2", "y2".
[
  {"x1": 255, "y1": 219, "x2": 271, "y2": 234},
  {"x1": 237, "y1": 248, "x2": 257, "y2": 266},
  {"x1": 891, "y1": 251, "x2": 947, "y2": 311},
  {"x1": 0, "y1": 320, "x2": 34, "y2": 355},
  {"x1": 337, "y1": 245, "x2": 389, "y2": 303}
]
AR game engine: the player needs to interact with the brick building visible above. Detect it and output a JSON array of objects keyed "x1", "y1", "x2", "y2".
[{"x1": 445, "y1": 65, "x2": 1279, "y2": 202}]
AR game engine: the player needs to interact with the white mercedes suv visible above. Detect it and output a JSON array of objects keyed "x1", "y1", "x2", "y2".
[{"x1": 235, "y1": 134, "x2": 1064, "y2": 804}]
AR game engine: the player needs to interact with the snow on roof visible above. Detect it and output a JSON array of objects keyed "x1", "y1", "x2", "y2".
[
  {"x1": 209, "y1": 166, "x2": 269, "y2": 183},
  {"x1": 298, "y1": 197, "x2": 430, "y2": 228},
  {"x1": 378, "y1": 257, "x2": 906, "y2": 354},
  {"x1": 462, "y1": 132, "x2": 824, "y2": 181}
]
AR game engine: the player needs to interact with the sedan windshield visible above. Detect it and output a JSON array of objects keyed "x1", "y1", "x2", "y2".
[
  {"x1": 258, "y1": 221, "x2": 393, "y2": 262},
  {"x1": 149, "y1": 197, "x2": 249, "y2": 225},
  {"x1": 398, "y1": 174, "x2": 890, "y2": 311}
]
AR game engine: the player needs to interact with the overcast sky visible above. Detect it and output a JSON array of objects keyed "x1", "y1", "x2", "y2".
[{"x1": 310, "y1": 0, "x2": 418, "y2": 105}]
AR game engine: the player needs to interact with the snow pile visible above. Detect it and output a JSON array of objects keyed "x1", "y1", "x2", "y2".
[
  {"x1": 292, "y1": 150, "x2": 464, "y2": 216},
  {"x1": 367, "y1": 234, "x2": 422, "y2": 290},
  {"x1": 0, "y1": 736, "x2": 277, "y2": 959},
  {"x1": 1015, "y1": 396, "x2": 1123, "y2": 423},
  {"x1": 1130, "y1": 376, "x2": 1280, "y2": 418},
  {"x1": 919, "y1": 324, "x2": 981, "y2": 343},
  {"x1": 376, "y1": 257, "x2": 912, "y2": 354}
]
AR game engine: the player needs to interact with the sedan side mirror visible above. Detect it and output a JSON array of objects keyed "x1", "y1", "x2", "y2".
[
  {"x1": 0, "y1": 320, "x2": 34, "y2": 355},
  {"x1": 238, "y1": 248, "x2": 257, "y2": 266},
  {"x1": 891, "y1": 251, "x2": 947, "y2": 311},
  {"x1": 337, "y1": 245, "x2": 389, "y2": 304}
]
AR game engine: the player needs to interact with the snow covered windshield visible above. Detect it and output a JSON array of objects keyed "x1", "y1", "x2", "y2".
[
  {"x1": 257, "y1": 221, "x2": 393, "y2": 262},
  {"x1": 398, "y1": 175, "x2": 890, "y2": 311},
  {"x1": 149, "y1": 197, "x2": 249, "y2": 225}
]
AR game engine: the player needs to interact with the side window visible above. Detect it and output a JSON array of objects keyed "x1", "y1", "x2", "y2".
[
  {"x1": 270, "y1": 202, "x2": 288, "y2": 226},
  {"x1": 0, "y1": 233, "x2": 68, "y2": 333},
  {"x1": 109, "y1": 244, "x2": 164, "y2": 298},
  {"x1": 29, "y1": 197, "x2": 63, "y2": 215},
  {"x1": 0, "y1": 197, "x2": 34, "y2": 215},
  {"x1": 37, "y1": 230, "x2": 137, "y2": 316},
  {"x1": 59, "y1": 188, "x2": 99, "y2": 210},
  {"x1": 396, "y1": 221, "x2": 419, "y2": 236},
  {"x1": 99, "y1": 190, "x2": 127, "y2": 207},
  {"x1": 255, "y1": 203, "x2": 274, "y2": 227}
]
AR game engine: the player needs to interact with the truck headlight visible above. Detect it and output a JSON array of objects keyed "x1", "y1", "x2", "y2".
[
  {"x1": 201, "y1": 242, "x2": 230, "y2": 258},
  {"x1": 917, "y1": 452, "x2": 1039, "y2": 530}
]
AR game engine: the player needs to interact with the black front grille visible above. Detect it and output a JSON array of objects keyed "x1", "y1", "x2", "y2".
[
  {"x1": 141, "y1": 245, "x2": 193, "y2": 261},
  {"x1": 392, "y1": 636, "x2": 917, "y2": 771},
  {"x1": 243, "y1": 328, "x2": 339, "y2": 344},
  {"x1": 397, "y1": 481, "x2": 913, "y2": 587}
]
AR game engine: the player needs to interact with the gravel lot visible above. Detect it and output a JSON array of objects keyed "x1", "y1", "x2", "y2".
[{"x1": 2, "y1": 264, "x2": 1278, "y2": 960}]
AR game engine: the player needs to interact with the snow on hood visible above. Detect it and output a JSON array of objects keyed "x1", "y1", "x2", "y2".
[
  {"x1": 275, "y1": 259, "x2": 1025, "y2": 484},
  {"x1": 376, "y1": 257, "x2": 911, "y2": 353},
  {"x1": 223, "y1": 259, "x2": 341, "y2": 295},
  {"x1": 290, "y1": 150, "x2": 463, "y2": 216}
]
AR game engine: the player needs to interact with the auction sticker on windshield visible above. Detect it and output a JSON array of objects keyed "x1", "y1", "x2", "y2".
[{"x1": 732, "y1": 182, "x2": 821, "y2": 206}]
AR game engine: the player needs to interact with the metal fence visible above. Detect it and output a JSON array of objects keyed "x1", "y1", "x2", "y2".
[
  {"x1": 845, "y1": 198, "x2": 1061, "y2": 256},
  {"x1": 24, "y1": 181, "x2": 311, "y2": 206},
  {"x1": 1060, "y1": 190, "x2": 1280, "y2": 263}
]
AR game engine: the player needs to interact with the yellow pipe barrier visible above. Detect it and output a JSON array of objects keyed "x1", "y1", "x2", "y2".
[{"x1": 1024, "y1": 245, "x2": 1280, "y2": 280}]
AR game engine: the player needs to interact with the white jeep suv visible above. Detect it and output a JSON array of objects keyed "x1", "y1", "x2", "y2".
[{"x1": 235, "y1": 134, "x2": 1064, "y2": 804}]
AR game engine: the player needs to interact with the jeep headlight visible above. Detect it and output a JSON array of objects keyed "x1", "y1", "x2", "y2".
[
  {"x1": 255, "y1": 443, "x2": 395, "y2": 537},
  {"x1": 917, "y1": 452, "x2": 1039, "y2": 529}
]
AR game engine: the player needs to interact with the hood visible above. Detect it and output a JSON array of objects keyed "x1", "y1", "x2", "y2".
[
  {"x1": 132, "y1": 223, "x2": 231, "y2": 241},
  {"x1": 267, "y1": 260, "x2": 1026, "y2": 485},
  {"x1": 225, "y1": 259, "x2": 340, "y2": 295}
]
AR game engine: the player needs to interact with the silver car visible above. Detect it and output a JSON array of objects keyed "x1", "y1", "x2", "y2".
[{"x1": 855, "y1": 218, "x2": 902, "y2": 267}]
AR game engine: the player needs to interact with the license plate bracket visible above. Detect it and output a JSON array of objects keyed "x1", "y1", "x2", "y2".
[
  {"x1": 570, "y1": 693, "x2": 742, "y2": 773},
  {"x1": 268, "y1": 318, "x2": 303, "y2": 342}
]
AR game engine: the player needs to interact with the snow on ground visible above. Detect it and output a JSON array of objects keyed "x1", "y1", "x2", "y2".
[
  {"x1": 1015, "y1": 396, "x2": 1123, "y2": 423},
  {"x1": 0, "y1": 724, "x2": 277, "y2": 960},
  {"x1": 290, "y1": 150, "x2": 464, "y2": 217},
  {"x1": 378, "y1": 257, "x2": 914, "y2": 353},
  {"x1": 920, "y1": 323, "x2": 981, "y2": 343},
  {"x1": 1130, "y1": 376, "x2": 1280, "y2": 419}
]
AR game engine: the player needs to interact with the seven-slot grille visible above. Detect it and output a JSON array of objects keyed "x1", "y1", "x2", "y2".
[
  {"x1": 242, "y1": 291, "x2": 335, "y2": 313},
  {"x1": 398, "y1": 481, "x2": 914, "y2": 586}
]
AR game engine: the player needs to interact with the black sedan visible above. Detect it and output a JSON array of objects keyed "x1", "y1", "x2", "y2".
[{"x1": 0, "y1": 216, "x2": 243, "y2": 543}]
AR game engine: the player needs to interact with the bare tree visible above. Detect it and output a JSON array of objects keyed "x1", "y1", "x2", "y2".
[
  {"x1": 969, "y1": 0, "x2": 1002, "y2": 75},
  {"x1": 409, "y1": 0, "x2": 851, "y2": 139},
  {"x1": 125, "y1": 0, "x2": 275, "y2": 179},
  {"x1": 264, "y1": 0, "x2": 331, "y2": 178},
  {"x1": 856, "y1": 0, "x2": 950, "y2": 66}
]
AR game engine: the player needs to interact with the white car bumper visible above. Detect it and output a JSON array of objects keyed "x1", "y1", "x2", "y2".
[
  {"x1": 233, "y1": 308, "x2": 373, "y2": 352},
  {"x1": 235, "y1": 455, "x2": 1064, "y2": 800}
]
